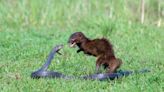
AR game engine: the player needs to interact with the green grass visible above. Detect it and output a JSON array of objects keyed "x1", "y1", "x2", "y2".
[{"x1": 0, "y1": 0, "x2": 164, "y2": 92}]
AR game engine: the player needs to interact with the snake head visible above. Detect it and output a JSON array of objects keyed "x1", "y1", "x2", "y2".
[{"x1": 53, "y1": 45, "x2": 63, "y2": 55}]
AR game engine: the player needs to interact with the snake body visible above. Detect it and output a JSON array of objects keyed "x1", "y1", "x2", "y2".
[
  {"x1": 31, "y1": 45, "x2": 150, "y2": 80},
  {"x1": 31, "y1": 45, "x2": 69, "y2": 79}
]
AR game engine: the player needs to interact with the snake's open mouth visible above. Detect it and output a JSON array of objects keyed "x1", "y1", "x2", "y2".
[{"x1": 69, "y1": 42, "x2": 76, "y2": 47}]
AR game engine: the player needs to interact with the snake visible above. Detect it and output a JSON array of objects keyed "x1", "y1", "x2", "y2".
[{"x1": 31, "y1": 45, "x2": 150, "y2": 81}]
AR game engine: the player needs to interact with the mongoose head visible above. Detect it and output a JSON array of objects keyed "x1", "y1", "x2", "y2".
[{"x1": 68, "y1": 32, "x2": 86, "y2": 47}]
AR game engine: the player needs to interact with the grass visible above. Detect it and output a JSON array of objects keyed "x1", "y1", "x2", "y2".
[{"x1": 0, "y1": 0, "x2": 164, "y2": 92}]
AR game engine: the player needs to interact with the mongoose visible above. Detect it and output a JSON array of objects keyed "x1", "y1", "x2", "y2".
[{"x1": 68, "y1": 32, "x2": 122, "y2": 73}]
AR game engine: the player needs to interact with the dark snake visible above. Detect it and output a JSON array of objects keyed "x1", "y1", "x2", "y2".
[{"x1": 31, "y1": 45, "x2": 150, "y2": 81}]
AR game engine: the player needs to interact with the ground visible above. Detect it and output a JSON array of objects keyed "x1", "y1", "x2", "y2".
[{"x1": 0, "y1": 0, "x2": 164, "y2": 92}]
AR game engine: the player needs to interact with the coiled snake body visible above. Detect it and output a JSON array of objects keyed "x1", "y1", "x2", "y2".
[{"x1": 31, "y1": 45, "x2": 150, "y2": 81}]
